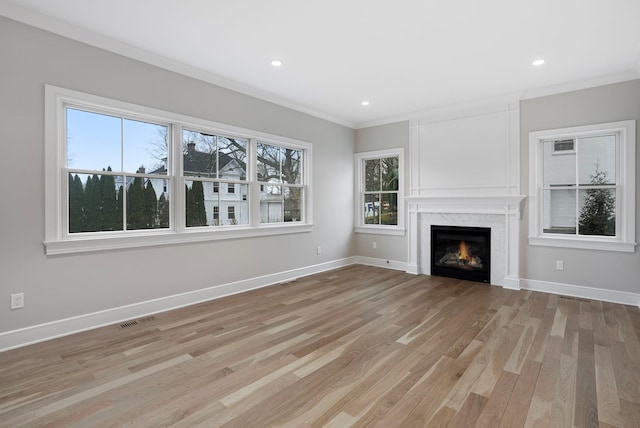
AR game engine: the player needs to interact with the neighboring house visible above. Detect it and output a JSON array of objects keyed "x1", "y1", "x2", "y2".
[
  {"x1": 149, "y1": 142, "x2": 249, "y2": 226},
  {"x1": 112, "y1": 142, "x2": 288, "y2": 227}
]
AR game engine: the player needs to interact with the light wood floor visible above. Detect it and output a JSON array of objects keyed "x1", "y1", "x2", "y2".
[{"x1": 1, "y1": 265, "x2": 640, "y2": 427}]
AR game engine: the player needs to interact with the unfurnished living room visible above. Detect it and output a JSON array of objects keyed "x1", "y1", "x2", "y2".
[{"x1": 1, "y1": 1, "x2": 640, "y2": 426}]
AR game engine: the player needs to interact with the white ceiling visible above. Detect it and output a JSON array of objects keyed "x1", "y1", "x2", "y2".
[{"x1": 3, "y1": 0, "x2": 640, "y2": 128}]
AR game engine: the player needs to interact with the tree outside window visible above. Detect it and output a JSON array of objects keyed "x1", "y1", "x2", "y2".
[
  {"x1": 66, "y1": 108, "x2": 170, "y2": 233},
  {"x1": 578, "y1": 163, "x2": 615, "y2": 236}
]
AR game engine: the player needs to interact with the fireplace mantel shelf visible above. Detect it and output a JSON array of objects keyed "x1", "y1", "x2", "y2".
[{"x1": 407, "y1": 195, "x2": 526, "y2": 216}]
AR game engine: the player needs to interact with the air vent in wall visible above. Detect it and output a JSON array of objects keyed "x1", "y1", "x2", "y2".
[{"x1": 553, "y1": 139, "x2": 575, "y2": 152}]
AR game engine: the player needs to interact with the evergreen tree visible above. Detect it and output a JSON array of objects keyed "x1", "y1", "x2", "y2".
[
  {"x1": 68, "y1": 174, "x2": 84, "y2": 233},
  {"x1": 158, "y1": 192, "x2": 170, "y2": 228},
  {"x1": 116, "y1": 185, "x2": 124, "y2": 229},
  {"x1": 143, "y1": 180, "x2": 158, "y2": 228},
  {"x1": 191, "y1": 180, "x2": 207, "y2": 226},
  {"x1": 185, "y1": 184, "x2": 192, "y2": 227},
  {"x1": 101, "y1": 167, "x2": 120, "y2": 231},
  {"x1": 578, "y1": 164, "x2": 616, "y2": 236},
  {"x1": 83, "y1": 175, "x2": 102, "y2": 232},
  {"x1": 127, "y1": 176, "x2": 146, "y2": 229}
]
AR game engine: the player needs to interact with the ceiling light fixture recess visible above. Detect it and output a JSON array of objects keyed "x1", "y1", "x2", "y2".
[
  {"x1": 271, "y1": 60, "x2": 282, "y2": 67},
  {"x1": 361, "y1": 101, "x2": 370, "y2": 106},
  {"x1": 532, "y1": 59, "x2": 545, "y2": 66}
]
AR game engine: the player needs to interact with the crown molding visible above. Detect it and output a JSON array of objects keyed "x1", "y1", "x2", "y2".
[
  {"x1": 356, "y1": 71, "x2": 640, "y2": 130},
  {"x1": 0, "y1": 1, "x2": 354, "y2": 129},
  {"x1": 519, "y1": 70, "x2": 640, "y2": 101}
]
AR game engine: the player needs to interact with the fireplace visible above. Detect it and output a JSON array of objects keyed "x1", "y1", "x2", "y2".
[{"x1": 431, "y1": 225, "x2": 491, "y2": 283}]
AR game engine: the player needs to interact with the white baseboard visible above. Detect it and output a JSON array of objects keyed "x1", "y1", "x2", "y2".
[
  {"x1": 502, "y1": 277, "x2": 521, "y2": 290},
  {"x1": 353, "y1": 256, "x2": 408, "y2": 272},
  {"x1": 0, "y1": 257, "x2": 357, "y2": 352},
  {"x1": 521, "y1": 278, "x2": 640, "y2": 307}
]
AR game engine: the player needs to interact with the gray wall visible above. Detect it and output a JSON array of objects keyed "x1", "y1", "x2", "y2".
[
  {"x1": 354, "y1": 121, "x2": 410, "y2": 263},
  {"x1": 0, "y1": 17, "x2": 355, "y2": 333},
  {"x1": 520, "y1": 80, "x2": 640, "y2": 293}
]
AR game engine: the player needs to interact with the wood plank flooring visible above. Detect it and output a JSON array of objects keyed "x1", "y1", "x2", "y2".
[{"x1": 1, "y1": 265, "x2": 640, "y2": 427}]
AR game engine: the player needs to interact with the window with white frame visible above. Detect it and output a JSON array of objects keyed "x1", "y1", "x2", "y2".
[
  {"x1": 44, "y1": 85, "x2": 312, "y2": 254},
  {"x1": 529, "y1": 120, "x2": 636, "y2": 252},
  {"x1": 182, "y1": 129, "x2": 248, "y2": 227},
  {"x1": 257, "y1": 142, "x2": 304, "y2": 223},
  {"x1": 355, "y1": 148, "x2": 404, "y2": 235}
]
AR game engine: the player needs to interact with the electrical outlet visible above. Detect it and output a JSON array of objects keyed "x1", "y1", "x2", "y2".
[
  {"x1": 372, "y1": 242, "x2": 377, "y2": 249},
  {"x1": 11, "y1": 293, "x2": 24, "y2": 310},
  {"x1": 556, "y1": 260, "x2": 564, "y2": 271},
  {"x1": 316, "y1": 245, "x2": 322, "y2": 255}
]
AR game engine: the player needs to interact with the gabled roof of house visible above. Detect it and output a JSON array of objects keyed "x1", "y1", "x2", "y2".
[{"x1": 150, "y1": 148, "x2": 246, "y2": 178}]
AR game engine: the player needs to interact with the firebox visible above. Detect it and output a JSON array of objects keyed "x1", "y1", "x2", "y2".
[{"x1": 430, "y1": 225, "x2": 491, "y2": 283}]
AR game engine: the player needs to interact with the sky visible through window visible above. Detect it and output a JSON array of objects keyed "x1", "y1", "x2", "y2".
[{"x1": 66, "y1": 108, "x2": 167, "y2": 174}]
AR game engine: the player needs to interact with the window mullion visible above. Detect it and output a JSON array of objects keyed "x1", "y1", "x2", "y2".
[
  {"x1": 173, "y1": 123, "x2": 184, "y2": 233},
  {"x1": 121, "y1": 118, "x2": 127, "y2": 232},
  {"x1": 378, "y1": 158, "x2": 383, "y2": 226},
  {"x1": 574, "y1": 138, "x2": 580, "y2": 236},
  {"x1": 249, "y1": 138, "x2": 260, "y2": 227}
]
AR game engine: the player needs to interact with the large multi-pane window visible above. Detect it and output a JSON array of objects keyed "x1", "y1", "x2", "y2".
[
  {"x1": 529, "y1": 121, "x2": 635, "y2": 252},
  {"x1": 355, "y1": 148, "x2": 404, "y2": 234},
  {"x1": 45, "y1": 86, "x2": 312, "y2": 254}
]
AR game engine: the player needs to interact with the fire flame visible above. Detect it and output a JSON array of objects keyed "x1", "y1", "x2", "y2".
[{"x1": 458, "y1": 240, "x2": 470, "y2": 261}]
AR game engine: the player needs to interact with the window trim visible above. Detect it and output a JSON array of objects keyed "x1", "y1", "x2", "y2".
[
  {"x1": 44, "y1": 85, "x2": 313, "y2": 255},
  {"x1": 354, "y1": 148, "x2": 405, "y2": 236},
  {"x1": 528, "y1": 120, "x2": 636, "y2": 252}
]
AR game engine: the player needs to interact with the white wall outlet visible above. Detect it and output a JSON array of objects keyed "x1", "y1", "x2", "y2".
[
  {"x1": 556, "y1": 260, "x2": 564, "y2": 271},
  {"x1": 316, "y1": 245, "x2": 322, "y2": 255},
  {"x1": 372, "y1": 241, "x2": 377, "y2": 249},
  {"x1": 11, "y1": 293, "x2": 24, "y2": 310}
]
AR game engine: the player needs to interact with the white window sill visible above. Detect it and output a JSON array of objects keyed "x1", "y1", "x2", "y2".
[
  {"x1": 528, "y1": 235, "x2": 636, "y2": 253},
  {"x1": 44, "y1": 223, "x2": 314, "y2": 255},
  {"x1": 355, "y1": 226, "x2": 406, "y2": 236}
]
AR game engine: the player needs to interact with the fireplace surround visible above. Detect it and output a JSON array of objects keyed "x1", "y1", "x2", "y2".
[{"x1": 406, "y1": 195, "x2": 525, "y2": 288}]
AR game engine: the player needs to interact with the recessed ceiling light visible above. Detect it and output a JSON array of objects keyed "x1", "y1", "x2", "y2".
[
  {"x1": 532, "y1": 59, "x2": 545, "y2": 66},
  {"x1": 271, "y1": 60, "x2": 282, "y2": 67},
  {"x1": 361, "y1": 101, "x2": 370, "y2": 106}
]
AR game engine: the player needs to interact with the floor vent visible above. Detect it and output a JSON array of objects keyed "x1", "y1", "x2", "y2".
[
  {"x1": 138, "y1": 316, "x2": 156, "y2": 323},
  {"x1": 119, "y1": 320, "x2": 139, "y2": 329}
]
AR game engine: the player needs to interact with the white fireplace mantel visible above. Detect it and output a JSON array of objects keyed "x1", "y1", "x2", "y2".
[
  {"x1": 406, "y1": 195, "x2": 526, "y2": 289},
  {"x1": 406, "y1": 195, "x2": 526, "y2": 215}
]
